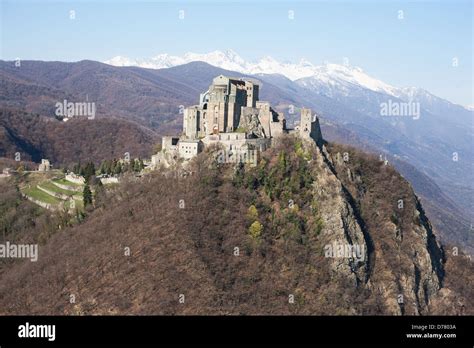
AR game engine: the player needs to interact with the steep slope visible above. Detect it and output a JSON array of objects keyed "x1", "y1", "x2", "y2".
[
  {"x1": 324, "y1": 142, "x2": 444, "y2": 314},
  {"x1": 0, "y1": 136, "x2": 458, "y2": 315},
  {"x1": 294, "y1": 73, "x2": 473, "y2": 222},
  {"x1": 321, "y1": 121, "x2": 473, "y2": 253}
]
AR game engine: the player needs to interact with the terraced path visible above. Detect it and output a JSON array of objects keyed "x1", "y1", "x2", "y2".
[{"x1": 21, "y1": 174, "x2": 84, "y2": 212}]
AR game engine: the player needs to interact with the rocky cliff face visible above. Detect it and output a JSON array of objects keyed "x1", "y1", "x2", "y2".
[
  {"x1": 311, "y1": 144, "x2": 369, "y2": 286},
  {"x1": 323, "y1": 142, "x2": 444, "y2": 314}
]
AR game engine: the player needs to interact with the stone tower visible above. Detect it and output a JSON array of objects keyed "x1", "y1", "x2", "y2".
[
  {"x1": 299, "y1": 108, "x2": 323, "y2": 146},
  {"x1": 183, "y1": 106, "x2": 200, "y2": 139}
]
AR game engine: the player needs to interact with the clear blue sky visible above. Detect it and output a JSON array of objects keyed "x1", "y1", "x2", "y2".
[{"x1": 1, "y1": 0, "x2": 472, "y2": 106}]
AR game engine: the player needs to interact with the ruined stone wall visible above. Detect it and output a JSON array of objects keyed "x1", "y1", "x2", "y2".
[{"x1": 255, "y1": 102, "x2": 271, "y2": 136}]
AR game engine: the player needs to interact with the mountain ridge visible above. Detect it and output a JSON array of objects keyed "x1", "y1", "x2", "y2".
[{"x1": 104, "y1": 49, "x2": 471, "y2": 111}]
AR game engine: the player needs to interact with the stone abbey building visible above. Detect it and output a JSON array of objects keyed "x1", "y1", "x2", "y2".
[{"x1": 152, "y1": 75, "x2": 323, "y2": 167}]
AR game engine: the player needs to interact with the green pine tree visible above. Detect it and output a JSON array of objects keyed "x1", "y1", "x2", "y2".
[
  {"x1": 83, "y1": 162, "x2": 96, "y2": 181},
  {"x1": 83, "y1": 184, "x2": 93, "y2": 207}
]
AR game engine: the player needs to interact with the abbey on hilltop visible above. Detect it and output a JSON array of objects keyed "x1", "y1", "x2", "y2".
[{"x1": 152, "y1": 75, "x2": 323, "y2": 167}]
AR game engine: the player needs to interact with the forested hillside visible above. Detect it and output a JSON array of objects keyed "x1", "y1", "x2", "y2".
[{"x1": 0, "y1": 136, "x2": 471, "y2": 315}]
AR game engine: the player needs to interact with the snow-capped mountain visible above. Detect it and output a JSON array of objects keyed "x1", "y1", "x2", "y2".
[
  {"x1": 106, "y1": 49, "x2": 305, "y2": 79},
  {"x1": 105, "y1": 50, "x2": 249, "y2": 73},
  {"x1": 105, "y1": 54, "x2": 186, "y2": 70},
  {"x1": 296, "y1": 64, "x2": 400, "y2": 98},
  {"x1": 105, "y1": 49, "x2": 400, "y2": 96},
  {"x1": 105, "y1": 49, "x2": 472, "y2": 115}
]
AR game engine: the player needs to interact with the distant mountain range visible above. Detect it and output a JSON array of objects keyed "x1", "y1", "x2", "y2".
[
  {"x1": 105, "y1": 49, "x2": 472, "y2": 109},
  {"x1": 0, "y1": 58, "x2": 472, "y2": 252},
  {"x1": 105, "y1": 49, "x2": 406, "y2": 95}
]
